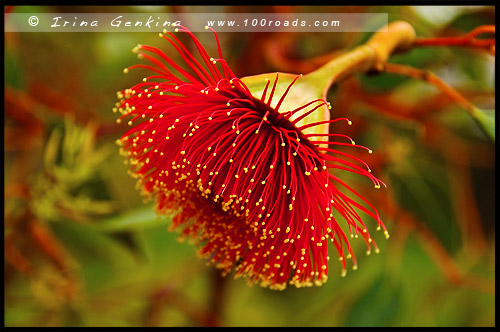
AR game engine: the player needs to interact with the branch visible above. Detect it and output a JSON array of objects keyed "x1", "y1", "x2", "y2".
[
  {"x1": 305, "y1": 21, "x2": 416, "y2": 90},
  {"x1": 383, "y1": 63, "x2": 478, "y2": 115},
  {"x1": 382, "y1": 62, "x2": 494, "y2": 142},
  {"x1": 414, "y1": 25, "x2": 495, "y2": 55}
]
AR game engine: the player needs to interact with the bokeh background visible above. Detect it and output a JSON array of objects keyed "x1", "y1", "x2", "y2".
[{"x1": 4, "y1": 5, "x2": 495, "y2": 327}]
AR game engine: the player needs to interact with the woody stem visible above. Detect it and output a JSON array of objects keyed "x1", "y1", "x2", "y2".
[{"x1": 305, "y1": 21, "x2": 417, "y2": 95}]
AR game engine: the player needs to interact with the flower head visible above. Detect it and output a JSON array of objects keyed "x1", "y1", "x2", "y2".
[{"x1": 115, "y1": 25, "x2": 387, "y2": 290}]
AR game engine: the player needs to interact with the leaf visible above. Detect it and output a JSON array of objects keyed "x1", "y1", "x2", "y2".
[
  {"x1": 470, "y1": 107, "x2": 495, "y2": 142},
  {"x1": 96, "y1": 205, "x2": 170, "y2": 232},
  {"x1": 43, "y1": 127, "x2": 62, "y2": 170},
  {"x1": 49, "y1": 220, "x2": 141, "y2": 294}
]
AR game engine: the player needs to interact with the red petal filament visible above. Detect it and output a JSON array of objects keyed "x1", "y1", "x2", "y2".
[{"x1": 116, "y1": 25, "x2": 387, "y2": 290}]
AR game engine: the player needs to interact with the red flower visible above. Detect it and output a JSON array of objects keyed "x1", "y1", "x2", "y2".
[{"x1": 115, "y1": 25, "x2": 388, "y2": 290}]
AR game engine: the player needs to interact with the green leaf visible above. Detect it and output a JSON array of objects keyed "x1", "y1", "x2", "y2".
[
  {"x1": 96, "y1": 205, "x2": 170, "y2": 232},
  {"x1": 470, "y1": 108, "x2": 495, "y2": 142}
]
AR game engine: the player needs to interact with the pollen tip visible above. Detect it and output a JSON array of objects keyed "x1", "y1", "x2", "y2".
[
  {"x1": 366, "y1": 250, "x2": 371, "y2": 256},
  {"x1": 352, "y1": 265, "x2": 358, "y2": 271},
  {"x1": 174, "y1": 28, "x2": 179, "y2": 32},
  {"x1": 123, "y1": 68, "x2": 129, "y2": 74},
  {"x1": 368, "y1": 149, "x2": 373, "y2": 154},
  {"x1": 341, "y1": 269, "x2": 347, "y2": 277},
  {"x1": 204, "y1": 26, "x2": 209, "y2": 30},
  {"x1": 163, "y1": 29, "x2": 168, "y2": 34},
  {"x1": 158, "y1": 32, "x2": 163, "y2": 37}
]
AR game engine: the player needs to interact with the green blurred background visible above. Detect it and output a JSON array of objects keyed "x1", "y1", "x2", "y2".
[{"x1": 4, "y1": 5, "x2": 495, "y2": 327}]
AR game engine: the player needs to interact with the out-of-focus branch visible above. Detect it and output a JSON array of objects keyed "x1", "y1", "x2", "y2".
[
  {"x1": 383, "y1": 63, "x2": 478, "y2": 115},
  {"x1": 414, "y1": 25, "x2": 495, "y2": 55},
  {"x1": 383, "y1": 62, "x2": 494, "y2": 142},
  {"x1": 372, "y1": 160, "x2": 494, "y2": 296}
]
